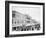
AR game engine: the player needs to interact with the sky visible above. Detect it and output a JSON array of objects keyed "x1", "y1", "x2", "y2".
[{"x1": 12, "y1": 6, "x2": 43, "y2": 23}]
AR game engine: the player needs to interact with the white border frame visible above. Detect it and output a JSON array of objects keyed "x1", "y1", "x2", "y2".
[{"x1": 9, "y1": 3, "x2": 43, "y2": 35}]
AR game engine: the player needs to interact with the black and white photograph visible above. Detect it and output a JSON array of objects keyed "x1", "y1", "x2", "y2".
[
  {"x1": 5, "y1": 1, "x2": 45, "y2": 37},
  {"x1": 12, "y1": 5, "x2": 41, "y2": 31}
]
